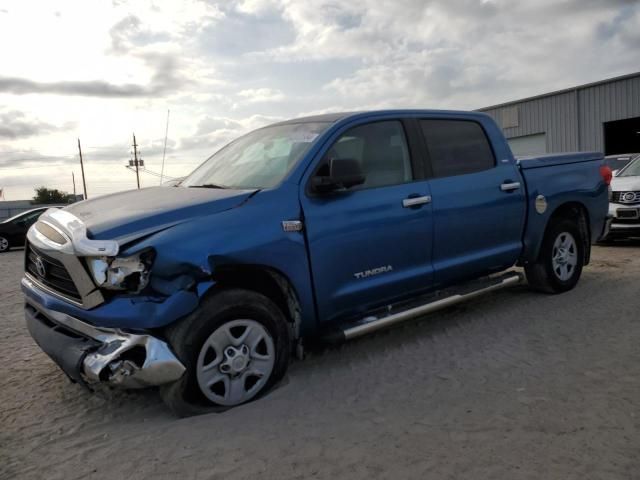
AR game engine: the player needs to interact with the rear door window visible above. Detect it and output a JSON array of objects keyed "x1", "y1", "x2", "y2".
[{"x1": 420, "y1": 119, "x2": 495, "y2": 178}]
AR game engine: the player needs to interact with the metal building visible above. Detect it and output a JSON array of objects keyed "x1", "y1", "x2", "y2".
[{"x1": 479, "y1": 72, "x2": 640, "y2": 157}]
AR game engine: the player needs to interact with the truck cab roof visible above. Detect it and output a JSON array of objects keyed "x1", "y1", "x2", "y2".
[{"x1": 273, "y1": 109, "x2": 493, "y2": 126}]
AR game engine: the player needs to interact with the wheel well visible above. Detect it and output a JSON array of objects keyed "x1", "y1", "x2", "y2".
[
  {"x1": 547, "y1": 202, "x2": 591, "y2": 265},
  {"x1": 208, "y1": 265, "x2": 302, "y2": 337}
]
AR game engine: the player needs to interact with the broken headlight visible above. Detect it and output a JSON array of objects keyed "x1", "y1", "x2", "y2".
[{"x1": 87, "y1": 249, "x2": 155, "y2": 293}]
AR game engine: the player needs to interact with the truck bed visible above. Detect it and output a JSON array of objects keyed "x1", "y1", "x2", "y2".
[
  {"x1": 517, "y1": 152, "x2": 603, "y2": 169},
  {"x1": 517, "y1": 150, "x2": 608, "y2": 264}
]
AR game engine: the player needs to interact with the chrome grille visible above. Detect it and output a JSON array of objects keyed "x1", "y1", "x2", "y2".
[
  {"x1": 612, "y1": 191, "x2": 640, "y2": 204},
  {"x1": 25, "y1": 242, "x2": 82, "y2": 302},
  {"x1": 615, "y1": 209, "x2": 640, "y2": 220}
]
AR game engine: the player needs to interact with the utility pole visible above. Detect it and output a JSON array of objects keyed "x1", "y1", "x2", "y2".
[
  {"x1": 132, "y1": 133, "x2": 141, "y2": 189},
  {"x1": 72, "y1": 172, "x2": 76, "y2": 198},
  {"x1": 77, "y1": 139, "x2": 88, "y2": 199}
]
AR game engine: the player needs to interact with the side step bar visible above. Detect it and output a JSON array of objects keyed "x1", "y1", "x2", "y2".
[{"x1": 336, "y1": 272, "x2": 524, "y2": 342}]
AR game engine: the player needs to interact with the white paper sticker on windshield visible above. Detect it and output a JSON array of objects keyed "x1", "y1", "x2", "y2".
[{"x1": 290, "y1": 131, "x2": 319, "y2": 143}]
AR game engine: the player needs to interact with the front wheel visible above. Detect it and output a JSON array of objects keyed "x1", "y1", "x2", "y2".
[
  {"x1": 525, "y1": 218, "x2": 584, "y2": 293},
  {"x1": 0, "y1": 236, "x2": 9, "y2": 253},
  {"x1": 160, "y1": 289, "x2": 290, "y2": 416}
]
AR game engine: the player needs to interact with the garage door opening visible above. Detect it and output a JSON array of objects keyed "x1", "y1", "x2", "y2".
[
  {"x1": 507, "y1": 133, "x2": 547, "y2": 157},
  {"x1": 604, "y1": 117, "x2": 640, "y2": 155}
]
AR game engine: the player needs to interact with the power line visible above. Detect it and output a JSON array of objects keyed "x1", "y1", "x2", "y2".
[{"x1": 125, "y1": 165, "x2": 177, "y2": 180}]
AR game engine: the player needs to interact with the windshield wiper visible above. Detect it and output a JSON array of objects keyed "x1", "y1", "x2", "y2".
[{"x1": 189, "y1": 183, "x2": 227, "y2": 189}]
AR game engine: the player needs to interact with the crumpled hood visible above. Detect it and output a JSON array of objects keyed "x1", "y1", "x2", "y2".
[
  {"x1": 611, "y1": 176, "x2": 640, "y2": 192},
  {"x1": 63, "y1": 186, "x2": 257, "y2": 242}
]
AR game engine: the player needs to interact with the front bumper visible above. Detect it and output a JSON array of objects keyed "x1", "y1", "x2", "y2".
[
  {"x1": 605, "y1": 203, "x2": 640, "y2": 237},
  {"x1": 24, "y1": 292, "x2": 185, "y2": 389}
]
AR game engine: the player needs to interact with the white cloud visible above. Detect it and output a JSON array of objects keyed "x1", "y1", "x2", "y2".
[
  {"x1": 237, "y1": 88, "x2": 285, "y2": 103},
  {"x1": 0, "y1": 0, "x2": 638, "y2": 199}
]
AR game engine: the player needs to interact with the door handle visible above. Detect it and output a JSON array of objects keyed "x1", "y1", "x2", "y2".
[
  {"x1": 500, "y1": 182, "x2": 521, "y2": 192},
  {"x1": 402, "y1": 195, "x2": 431, "y2": 208}
]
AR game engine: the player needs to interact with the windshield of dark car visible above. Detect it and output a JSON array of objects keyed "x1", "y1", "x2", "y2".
[
  {"x1": 1, "y1": 208, "x2": 44, "y2": 224},
  {"x1": 182, "y1": 122, "x2": 331, "y2": 190},
  {"x1": 618, "y1": 156, "x2": 640, "y2": 177}
]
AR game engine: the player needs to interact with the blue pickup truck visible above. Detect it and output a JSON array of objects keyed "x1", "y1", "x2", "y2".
[{"x1": 22, "y1": 110, "x2": 610, "y2": 415}]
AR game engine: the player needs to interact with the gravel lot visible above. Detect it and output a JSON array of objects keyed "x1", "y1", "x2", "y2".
[{"x1": 1, "y1": 244, "x2": 639, "y2": 480}]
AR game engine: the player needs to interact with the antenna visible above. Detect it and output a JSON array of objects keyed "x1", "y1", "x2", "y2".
[
  {"x1": 77, "y1": 139, "x2": 88, "y2": 199},
  {"x1": 160, "y1": 109, "x2": 170, "y2": 185}
]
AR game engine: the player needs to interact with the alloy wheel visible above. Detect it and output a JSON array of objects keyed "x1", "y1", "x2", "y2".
[
  {"x1": 552, "y1": 232, "x2": 578, "y2": 281},
  {"x1": 196, "y1": 319, "x2": 275, "y2": 406}
]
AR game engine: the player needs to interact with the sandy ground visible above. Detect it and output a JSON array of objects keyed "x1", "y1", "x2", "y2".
[{"x1": 1, "y1": 244, "x2": 640, "y2": 480}]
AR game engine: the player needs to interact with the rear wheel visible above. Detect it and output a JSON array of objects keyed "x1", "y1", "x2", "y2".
[
  {"x1": 525, "y1": 218, "x2": 584, "y2": 293},
  {"x1": 0, "y1": 236, "x2": 9, "y2": 253},
  {"x1": 160, "y1": 289, "x2": 290, "y2": 416}
]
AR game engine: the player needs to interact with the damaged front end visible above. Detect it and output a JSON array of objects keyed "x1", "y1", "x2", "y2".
[
  {"x1": 21, "y1": 208, "x2": 201, "y2": 389},
  {"x1": 86, "y1": 249, "x2": 155, "y2": 294},
  {"x1": 24, "y1": 295, "x2": 185, "y2": 389}
]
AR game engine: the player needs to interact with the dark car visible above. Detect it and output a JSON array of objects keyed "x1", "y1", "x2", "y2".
[
  {"x1": 604, "y1": 153, "x2": 640, "y2": 175},
  {"x1": 0, "y1": 206, "x2": 61, "y2": 252}
]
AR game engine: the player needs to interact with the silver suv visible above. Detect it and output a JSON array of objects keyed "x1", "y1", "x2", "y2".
[
  {"x1": 604, "y1": 153, "x2": 639, "y2": 175},
  {"x1": 606, "y1": 155, "x2": 640, "y2": 239}
]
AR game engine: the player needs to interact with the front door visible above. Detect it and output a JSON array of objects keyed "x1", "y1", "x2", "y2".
[{"x1": 300, "y1": 119, "x2": 434, "y2": 324}]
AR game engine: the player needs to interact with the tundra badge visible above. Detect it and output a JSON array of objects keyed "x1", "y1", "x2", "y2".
[{"x1": 354, "y1": 265, "x2": 393, "y2": 279}]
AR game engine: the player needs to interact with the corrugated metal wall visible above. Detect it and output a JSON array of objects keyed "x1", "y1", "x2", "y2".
[{"x1": 479, "y1": 73, "x2": 640, "y2": 154}]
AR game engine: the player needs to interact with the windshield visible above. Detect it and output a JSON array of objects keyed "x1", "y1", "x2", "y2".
[
  {"x1": 604, "y1": 155, "x2": 636, "y2": 171},
  {"x1": 182, "y1": 122, "x2": 331, "y2": 189},
  {"x1": 617, "y1": 156, "x2": 640, "y2": 177}
]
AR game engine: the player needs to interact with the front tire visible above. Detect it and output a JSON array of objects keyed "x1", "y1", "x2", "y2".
[
  {"x1": 160, "y1": 289, "x2": 290, "y2": 417},
  {"x1": 0, "y1": 236, "x2": 9, "y2": 253},
  {"x1": 525, "y1": 218, "x2": 584, "y2": 293}
]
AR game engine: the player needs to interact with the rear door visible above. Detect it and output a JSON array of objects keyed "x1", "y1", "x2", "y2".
[
  {"x1": 301, "y1": 119, "x2": 434, "y2": 324},
  {"x1": 418, "y1": 118, "x2": 526, "y2": 287}
]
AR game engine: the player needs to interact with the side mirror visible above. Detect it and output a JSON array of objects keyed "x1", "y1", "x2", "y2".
[
  {"x1": 612, "y1": 169, "x2": 619, "y2": 177},
  {"x1": 312, "y1": 158, "x2": 366, "y2": 193}
]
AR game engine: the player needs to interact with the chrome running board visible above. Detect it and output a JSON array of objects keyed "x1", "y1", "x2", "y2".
[{"x1": 336, "y1": 272, "x2": 524, "y2": 342}]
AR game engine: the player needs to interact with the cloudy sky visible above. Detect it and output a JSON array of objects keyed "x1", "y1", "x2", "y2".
[{"x1": 0, "y1": 0, "x2": 638, "y2": 200}]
